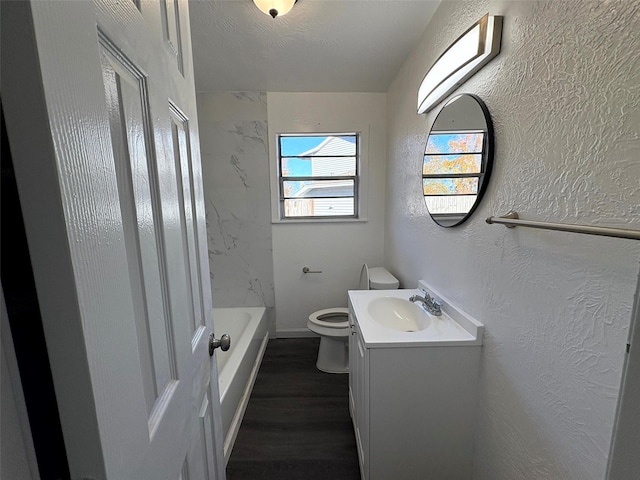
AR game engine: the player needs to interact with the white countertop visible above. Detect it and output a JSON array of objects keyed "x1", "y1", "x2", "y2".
[{"x1": 348, "y1": 288, "x2": 484, "y2": 348}]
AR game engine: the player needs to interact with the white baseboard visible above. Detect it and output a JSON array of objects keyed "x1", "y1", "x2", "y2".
[{"x1": 276, "y1": 328, "x2": 317, "y2": 339}]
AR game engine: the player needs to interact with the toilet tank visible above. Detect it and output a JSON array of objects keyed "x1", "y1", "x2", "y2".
[{"x1": 359, "y1": 264, "x2": 399, "y2": 290}]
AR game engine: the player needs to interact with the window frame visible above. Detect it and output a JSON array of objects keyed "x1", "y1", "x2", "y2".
[{"x1": 276, "y1": 132, "x2": 361, "y2": 221}]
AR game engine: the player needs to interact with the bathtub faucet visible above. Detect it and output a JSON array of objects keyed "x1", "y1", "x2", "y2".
[{"x1": 409, "y1": 292, "x2": 442, "y2": 316}]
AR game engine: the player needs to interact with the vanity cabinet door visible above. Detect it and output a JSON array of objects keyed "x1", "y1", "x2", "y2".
[
  {"x1": 348, "y1": 310, "x2": 369, "y2": 479},
  {"x1": 348, "y1": 313, "x2": 357, "y2": 420},
  {"x1": 355, "y1": 329, "x2": 369, "y2": 479}
]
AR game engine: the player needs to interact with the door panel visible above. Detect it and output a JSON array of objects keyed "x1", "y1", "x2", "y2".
[
  {"x1": 170, "y1": 103, "x2": 206, "y2": 337},
  {"x1": 161, "y1": 0, "x2": 185, "y2": 74},
  {"x1": 193, "y1": 390, "x2": 216, "y2": 480},
  {"x1": 101, "y1": 37, "x2": 178, "y2": 423},
  {"x1": 2, "y1": 0, "x2": 224, "y2": 478}
]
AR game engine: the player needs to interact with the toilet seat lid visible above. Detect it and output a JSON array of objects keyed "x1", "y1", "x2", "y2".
[
  {"x1": 359, "y1": 264, "x2": 368, "y2": 290},
  {"x1": 308, "y1": 308, "x2": 349, "y2": 329}
]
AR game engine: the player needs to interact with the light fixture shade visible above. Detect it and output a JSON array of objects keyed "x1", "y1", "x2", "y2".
[
  {"x1": 253, "y1": 0, "x2": 296, "y2": 18},
  {"x1": 417, "y1": 14, "x2": 503, "y2": 114}
]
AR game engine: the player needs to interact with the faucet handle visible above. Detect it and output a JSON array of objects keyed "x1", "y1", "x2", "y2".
[{"x1": 432, "y1": 299, "x2": 443, "y2": 315}]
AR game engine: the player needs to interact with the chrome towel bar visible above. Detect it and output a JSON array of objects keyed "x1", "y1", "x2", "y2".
[{"x1": 486, "y1": 211, "x2": 640, "y2": 241}]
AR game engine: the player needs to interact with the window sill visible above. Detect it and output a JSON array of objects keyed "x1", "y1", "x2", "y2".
[{"x1": 271, "y1": 217, "x2": 368, "y2": 224}]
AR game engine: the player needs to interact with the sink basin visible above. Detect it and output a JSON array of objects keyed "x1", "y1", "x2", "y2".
[
  {"x1": 366, "y1": 297, "x2": 432, "y2": 332},
  {"x1": 349, "y1": 285, "x2": 484, "y2": 347}
]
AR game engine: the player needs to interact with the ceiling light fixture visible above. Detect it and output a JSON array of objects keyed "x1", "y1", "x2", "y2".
[
  {"x1": 253, "y1": 0, "x2": 296, "y2": 19},
  {"x1": 417, "y1": 14, "x2": 503, "y2": 114}
]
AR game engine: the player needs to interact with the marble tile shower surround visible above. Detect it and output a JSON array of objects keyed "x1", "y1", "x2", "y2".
[
  {"x1": 385, "y1": 1, "x2": 640, "y2": 480},
  {"x1": 197, "y1": 92, "x2": 275, "y2": 312}
]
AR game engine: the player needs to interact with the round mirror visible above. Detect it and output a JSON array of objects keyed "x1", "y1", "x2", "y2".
[{"x1": 422, "y1": 94, "x2": 494, "y2": 227}]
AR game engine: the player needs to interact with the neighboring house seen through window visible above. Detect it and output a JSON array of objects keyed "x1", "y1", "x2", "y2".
[{"x1": 277, "y1": 133, "x2": 359, "y2": 219}]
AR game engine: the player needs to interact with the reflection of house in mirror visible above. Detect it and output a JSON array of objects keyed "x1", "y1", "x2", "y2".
[{"x1": 285, "y1": 136, "x2": 357, "y2": 218}]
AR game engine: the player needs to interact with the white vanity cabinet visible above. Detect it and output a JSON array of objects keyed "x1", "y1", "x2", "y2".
[
  {"x1": 348, "y1": 311, "x2": 369, "y2": 471},
  {"x1": 348, "y1": 291, "x2": 483, "y2": 480}
]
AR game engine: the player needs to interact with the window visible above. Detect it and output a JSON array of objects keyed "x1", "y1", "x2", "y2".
[{"x1": 277, "y1": 133, "x2": 359, "y2": 219}]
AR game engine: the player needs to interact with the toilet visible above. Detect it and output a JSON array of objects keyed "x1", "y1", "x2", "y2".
[{"x1": 307, "y1": 264, "x2": 399, "y2": 373}]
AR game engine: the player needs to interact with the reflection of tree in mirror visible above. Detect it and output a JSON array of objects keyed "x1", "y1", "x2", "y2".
[
  {"x1": 422, "y1": 153, "x2": 481, "y2": 175},
  {"x1": 455, "y1": 177, "x2": 477, "y2": 193},
  {"x1": 425, "y1": 133, "x2": 483, "y2": 155},
  {"x1": 423, "y1": 178, "x2": 479, "y2": 195},
  {"x1": 424, "y1": 134, "x2": 483, "y2": 174},
  {"x1": 423, "y1": 180, "x2": 450, "y2": 194},
  {"x1": 423, "y1": 132, "x2": 484, "y2": 194}
]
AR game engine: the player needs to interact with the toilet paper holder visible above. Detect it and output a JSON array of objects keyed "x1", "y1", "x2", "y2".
[{"x1": 302, "y1": 266, "x2": 322, "y2": 274}]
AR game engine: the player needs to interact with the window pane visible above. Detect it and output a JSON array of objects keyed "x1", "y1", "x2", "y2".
[
  {"x1": 283, "y1": 179, "x2": 354, "y2": 198},
  {"x1": 425, "y1": 132, "x2": 484, "y2": 154},
  {"x1": 280, "y1": 136, "x2": 326, "y2": 156},
  {"x1": 281, "y1": 157, "x2": 312, "y2": 177},
  {"x1": 280, "y1": 135, "x2": 356, "y2": 157},
  {"x1": 284, "y1": 198, "x2": 355, "y2": 217},
  {"x1": 424, "y1": 195, "x2": 477, "y2": 215},
  {"x1": 282, "y1": 156, "x2": 356, "y2": 177},
  {"x1": 423, "y1": 177, "x2": 479, "y2": 195},
  {"x1": 423, "y1": 154, "x2": 482, "y2": 174}
]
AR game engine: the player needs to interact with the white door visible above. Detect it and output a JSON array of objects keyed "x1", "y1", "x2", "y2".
[{"x1": 1, "y1": 1, "x2": 225, "y2": 479}]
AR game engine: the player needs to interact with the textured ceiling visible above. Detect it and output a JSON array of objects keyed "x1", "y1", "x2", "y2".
[{"x1": 189, "y1": 0, "x2": 440, "y2": 92}]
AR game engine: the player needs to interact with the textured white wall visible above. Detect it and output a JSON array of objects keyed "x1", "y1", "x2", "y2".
[
  {"x1": 268, "y1": 92, "x2": 388, "y2": 335},
  {"x1": 197, "y1": 92, "x2": 276, "y2": 333},
  {"x1": 607, "y1": 277, "x2": 640, "y2": 479},
  {"x1": 385, "y1": 1, "x2": 640, "y2": 479}
]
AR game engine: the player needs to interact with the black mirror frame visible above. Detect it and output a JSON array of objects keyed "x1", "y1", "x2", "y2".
[{"x1": 423, "y1": 93, "x2": 494, "y2": 228}]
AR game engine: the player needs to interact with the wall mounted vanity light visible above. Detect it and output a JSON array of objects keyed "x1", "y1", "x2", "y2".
[
  {"x1": 253, "y1": 0, "x2": 296, "y2": 18},
  {"x1": 417, "y1": 14, "x2": 503, "y2": 114}
]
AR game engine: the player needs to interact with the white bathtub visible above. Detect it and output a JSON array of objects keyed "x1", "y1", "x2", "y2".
[{"x1": 213, "y1": 307, "x2": 269, "y2": 464}]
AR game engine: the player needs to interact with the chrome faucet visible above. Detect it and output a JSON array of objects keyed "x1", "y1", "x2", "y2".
[{"x1": 409, "y1": 291, "x2": 443, "y2": 316}]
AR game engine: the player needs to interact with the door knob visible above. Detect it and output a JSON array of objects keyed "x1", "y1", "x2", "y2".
[{"x1": 209, "y1": 333, "x2": 231, "y2": 356}]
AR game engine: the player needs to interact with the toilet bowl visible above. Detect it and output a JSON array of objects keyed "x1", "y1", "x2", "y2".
[
  {"x1": 308, "y1": 265, "x2": 399, "y2": 373},
  {"x1": 307, "y1": 308, "x2": 350, "y2": 373}
]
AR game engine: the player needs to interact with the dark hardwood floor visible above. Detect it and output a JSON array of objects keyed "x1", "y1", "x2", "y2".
[{"x1": 226, "y1": 338, "x2": 361, "y2": 480}]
